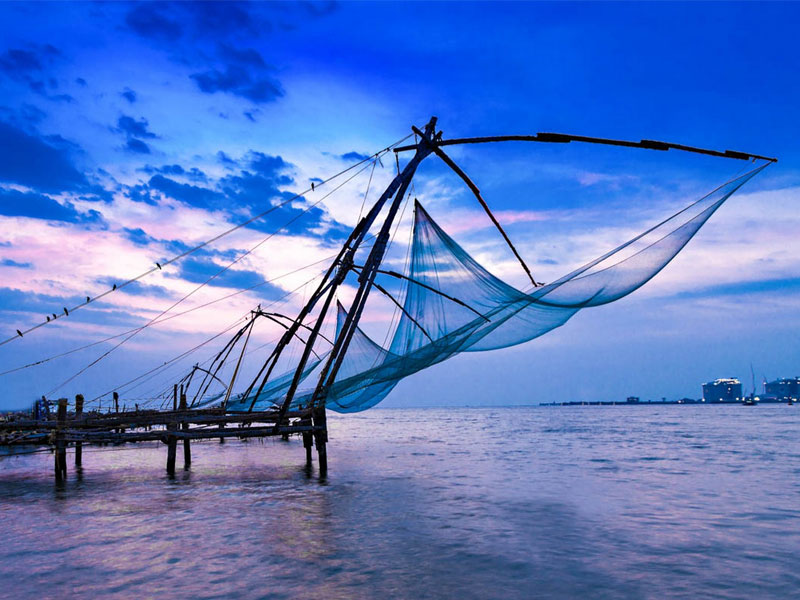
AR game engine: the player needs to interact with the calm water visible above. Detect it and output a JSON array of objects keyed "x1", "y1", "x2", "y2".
[{"x1": 1, "y1": 405, "x2": 798, "y2": 599}]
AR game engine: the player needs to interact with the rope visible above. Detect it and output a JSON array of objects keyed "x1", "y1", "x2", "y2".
[
  {"x1": 89, "y1": 315, "x2": 249, "y2": 403},
  {"x1": 45, "y1": 159, "x2": 380, "y2": 395},
  {"x1": 2, "y1": 134, "x2": 413, "y2": 348},
  {"x1": 95, "y1": 238, "x2": 380, "y2": 408},
  {"x1": 128, "y1": 273, "x2": 329, "y2": 404},
  {"x1": 84, "y1": 237, "x2": 379, "y2": 410},
  {"x1": 357, "y1": 158, "x2": 379, "y2": 222},
  {"x1": 0, "y1": 251, "x2": 344, "y2": 378}
]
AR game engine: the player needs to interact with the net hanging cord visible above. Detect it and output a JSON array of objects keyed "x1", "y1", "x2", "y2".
[
  {"x1": 178, "y1": 238, "x2": 383, "y2": 411},
  {"x1": 517, "y1": 160, "x2": 772, "y2": 296},
  {"x1": 100, "y1": 236, "x2": 361, "y2": 409},
  {"x1": 324, "y1": 165, "x2": 761, "y2": 413},
  {"x1": 0, "y1": 253, "x2": 334, "y2": 378},
  {"x1": 110, "y1": 171, "x2": 384, "y2": 408},
  {"x1": 341, "y1": 189, "x2": 415, "y2": 382},
  {"x1": 371, "y1": 192, "x2": 417, "y2": 364},
  {"x1": 1, "y1": 134, "x2": 412, "y2": 348},
  {"x1": 89, "y1": 313, "x2": 252, "y2": 404},
  {"x1": 52, "y1": 160, "x2": 373, "y2": 394},
  {"x1": 0, "y1": 231, "x2": 375, "y2": 381},
  {"x1": 85, "y1": 259, "x2": 336, "y2": 408},
  {"x1": 86, "y1": 317, "x2": 247, "y2": 409},
  {"x1": 411, "y1": 125, "x2": 540, "y2": 288},
  {"x1": 357, "y1": 158, "x2": 379, "y2": 222},
  {"x1": 70, "y1": 300, "x2": 290, "y2": 408},
  {"x1": 125, "y1": 314, "x2": 254, "y2": 407},
  {"x1": 46, "y1": 159, "x2": 380, "y2": 396}
]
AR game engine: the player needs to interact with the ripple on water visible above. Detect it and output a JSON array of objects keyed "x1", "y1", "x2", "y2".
[{"x1": 0, "y1": 405, "x2": 798, "y2": 600}]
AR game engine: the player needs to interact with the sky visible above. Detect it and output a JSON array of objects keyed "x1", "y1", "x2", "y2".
[{"x1": 0, "y1": 1, "x2": 798, "y2": 410}]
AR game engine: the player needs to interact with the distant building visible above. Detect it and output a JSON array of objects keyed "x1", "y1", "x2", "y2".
[
  {"x1": 702, "y1": 378, "x2": 742, "y2": 402},
  {"x1": 765, "y1": 377, "x2": 800, "y2": 401},
  {"x1": 626, "y1": 396, "x2": 640, "y2": 403}
]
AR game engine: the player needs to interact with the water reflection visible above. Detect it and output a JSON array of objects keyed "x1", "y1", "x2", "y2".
[{"x1": 1, "y1": 406, "x2": 799, "y2": 599}]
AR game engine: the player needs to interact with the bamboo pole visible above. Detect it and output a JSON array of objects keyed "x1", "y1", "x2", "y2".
[
  {"x1": 54, "y1": 398, "x2": 67, "y2": 481},
  {"x1": 393, "y1": 133, "x2": 778, "y2": 163},
  {"x1": 180, "y1": 388, "x2": 190, "y2": 468},
  {"x1": 166, "y1": 422, "x2": 177, "y2": 475},
  {"x1": 313, "y1": 405, "x2": 327, "y2": 474},
  {"x1": 74, "y1": 394, "x2": 83, "y2": 467}
]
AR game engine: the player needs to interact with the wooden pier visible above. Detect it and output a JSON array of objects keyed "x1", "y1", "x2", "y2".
[{"x1": 0, "y1": 394, "x2": 328, "y2": 480}]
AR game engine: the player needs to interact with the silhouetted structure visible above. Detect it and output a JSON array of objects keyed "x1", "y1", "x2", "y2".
[
  {"x1": 765, "y1": 377, "x2": 800, "y2": 402},
  {"x1": 702, "y1": 378, "x2": 742, "y2": 403}
]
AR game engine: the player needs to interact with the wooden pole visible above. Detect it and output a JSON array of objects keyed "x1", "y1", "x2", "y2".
[
  {"x1": 281, "y1": 415, "x2": 289, "y2": 441},
  {"x1": 271, "y1": 119, "x2": 438, "y2": 423},
  {"x1": 222, "y1": 313, "x2": 255, "y2": 411},
  {"x1": 303, "y1": 431, "x2": 313, "y2": 467},
  {"x1": 302, "y1": 414, "x2": 313, "y2": 467},
  {"x1": 418, "y1": 134, "x2": 539, "y2": 288},
  {"x1": 74, "y1": 394, "x2": 84, "y2": 467},
  {"x1": 180, "y1": 388, "x2": 190, "y2": 468},
  {"x1": 392, "y1": 132, "x2": 778, "y2": 163},
  {"x1": 113, "y1": 391, "x2": 120, "y2": 435},
  {"x1": 54, "y1": 398, "x2": 67, "y2": 481},
  {"x1": 309, "y1": 118, "x2": 438, "y2": 416},
  {"x1": 166, "y1": 422, "x2": 177, "y2": 475},
  {"x1": 313, "y1": 405, "x2": 327, "y2": 474}
]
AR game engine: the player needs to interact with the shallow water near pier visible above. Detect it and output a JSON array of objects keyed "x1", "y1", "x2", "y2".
[{"x1": 1, "y1": 405, "x2": 798, "y2": 599}]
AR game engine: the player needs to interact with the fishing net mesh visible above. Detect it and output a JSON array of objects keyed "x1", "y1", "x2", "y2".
[{"x1": 222, "y1": 163, "x2": 766, "y2": 412}]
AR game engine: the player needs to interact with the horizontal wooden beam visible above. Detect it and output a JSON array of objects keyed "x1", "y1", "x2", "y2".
[
  {"x1": 0, "y1": 408, "x2": 311, "y2": 432},
  {"x1": 62, "y1": 424, "x2": 320, "y2": 444},
  {"x1": 393, "y1": 133, "x2": 777, "y2": 163}
]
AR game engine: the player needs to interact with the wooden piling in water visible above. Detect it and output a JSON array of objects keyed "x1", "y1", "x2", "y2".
[
  {"x1": 54, "y1": 398, "x2": 68, "y2": 481},
  {"x1": 180, "y1": 388, "x2": 190, "y2": 468},
  {"x1": 74, "y1": 394, "x2": 84, "y2": 467},
  {"x1": 166, "y1": 422, "x2": 177, "y2": 475},
  {"x1": 3, "y1": 403, "x2": 320, "y2": 481},
  {"x1": 313, "y1": 405, "x2": 327, "y2": 474},
  {"x1": 303, "y1": 430, "x2": 313, "y2": 467},
  {"x1": 300, "y1": 413, "x2": 313, "y2": 466}
]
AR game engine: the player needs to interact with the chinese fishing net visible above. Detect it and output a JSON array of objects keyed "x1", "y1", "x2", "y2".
[{"x1": 221, "y1": 162, "x2": 768, "y2": 413}]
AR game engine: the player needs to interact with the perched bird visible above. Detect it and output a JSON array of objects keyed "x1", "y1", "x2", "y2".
[
  {"x1": 156, "y1": 262, "x2": 162, "y2": 270},
  {"x1": 46, "y1": 316, "x2": 50, "y2": 322},
  {"x1": 112, "y1": 284, "x2": 117, "y2": 290},
  {"x1": 63, "y1": 307, "x2": 69, "y2": 316},
  {"x1": 311, "y1": 182, "x2": 315, "y2": 191},
  {"x1": 16, "y1": 329, "x2": 23, "y2": 337},
  {"x1": 86, "y1": 296, "x2": 90, "y2": 303},
  {"x1": 52, "y1": 313, "x2": 57, "y2": 320}
]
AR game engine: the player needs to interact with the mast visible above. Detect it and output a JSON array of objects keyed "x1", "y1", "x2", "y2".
[
  {"x1": 305, "y1": 119, "x2": 438, "y2": 412},
  {"x1": 266, "y1": 117, "x2": 440, "y2": 426}
]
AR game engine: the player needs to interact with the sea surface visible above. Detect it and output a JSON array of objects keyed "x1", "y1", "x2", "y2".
[{"x1": 0, "y1": 405, "x2": 798, "y2": 600}]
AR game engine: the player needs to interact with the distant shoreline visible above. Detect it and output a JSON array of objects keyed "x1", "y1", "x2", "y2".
[{"x1": 539, "y1": 399, "x2": 794, "y2": 406}]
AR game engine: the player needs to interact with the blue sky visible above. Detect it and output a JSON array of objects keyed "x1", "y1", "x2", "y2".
[{"x1": 0, "y1": 1, "x2": 798, "y2": 409}]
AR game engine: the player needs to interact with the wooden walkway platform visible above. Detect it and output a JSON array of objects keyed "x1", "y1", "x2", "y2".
[{"x1": 0, "y1": 394, "x2": 328, "y2": 481}]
